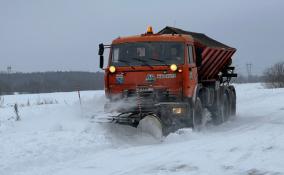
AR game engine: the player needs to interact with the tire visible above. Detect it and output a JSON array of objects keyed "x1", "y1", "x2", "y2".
[
  {"x1": 222, "y1": 92, "x2": 230, "y2": 121},
  {"x1": 213, "y1": 91, "x2": 230, "y2": 125},
  {"x1": 228, "y1": 86, "x2": 236, "y2": 117},
  {"x1": 192, "y1": 97, "x2": 205, "y2": 131}
]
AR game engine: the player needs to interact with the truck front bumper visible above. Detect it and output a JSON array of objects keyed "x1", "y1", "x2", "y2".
[{"x1": 105, "y1": 100, "x2": 192, "y2": 134}]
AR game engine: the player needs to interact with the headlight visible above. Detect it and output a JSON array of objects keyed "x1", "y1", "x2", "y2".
[
  {"x1": 172, "y1": 107, "x2": 183, "y2": 114},
  {"x1": 170, "y1": 64, "x2": 177, "y2": 72},
  {"x1": 109, "y1": 66, "x2": 116, "y2": 73}
]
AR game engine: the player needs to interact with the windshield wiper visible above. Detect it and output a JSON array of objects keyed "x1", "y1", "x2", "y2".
[
  {"x1": 131, "y1": 58, "x2": 153, "y2": 69},
  {"x1": 119, "y1": 59, "x2": 135, "y2": 70},
  {"x1": 149, "y1": 58, "x2": 166, "y2": 63}
]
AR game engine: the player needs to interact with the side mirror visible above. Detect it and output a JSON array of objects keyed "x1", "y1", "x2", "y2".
[
  {"x1": 195, "y1": 47, "x2": 203, "y2": 67},
  {"x1": 98, "y1": 43, "x2": 104, "y2": 69},
  {"x1": 98, "y1": 43, "x2": 104, "y2": 56},
  {"x1": 100, "y1": 55, "x2": 104, "y2": 69}
]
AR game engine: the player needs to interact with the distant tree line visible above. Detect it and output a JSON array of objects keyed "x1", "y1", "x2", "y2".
[
  {"x1": 233, "y1": 61, "x2": 284, "y2": 88},
  {"x1": 232, "y1": 74, "x2": 265, "y2": 84},
  {"x1": 0, "y1": 71, "x2": 104, "y2": 95},
  {"x1": 263, "y1": 62, "x2": 284, "y2": 88}
]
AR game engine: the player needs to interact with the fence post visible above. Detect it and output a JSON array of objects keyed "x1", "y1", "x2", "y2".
[{"x1": 14, "y1": 103, "x2": 20, "y2": 121}]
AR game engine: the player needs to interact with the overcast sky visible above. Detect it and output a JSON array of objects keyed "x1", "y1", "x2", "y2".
[{"x1": 0, "y1": 0, "x2": 284, "y2": 75}]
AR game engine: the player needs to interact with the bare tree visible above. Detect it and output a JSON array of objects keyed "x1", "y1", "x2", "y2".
[
  {"x1": 263, "y1": 62, "x2": 284, "y2": 88},
  {"x1": 0, "y1": 89, "x2": 3, "y2": 108},
  {"x1": 0, "y1": 95, "x2": 3, "y2": 108}
]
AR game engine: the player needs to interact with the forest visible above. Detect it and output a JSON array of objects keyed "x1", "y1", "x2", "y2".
[{"x1": 0, "y1": 71, "x2": 104, "y2": 95}]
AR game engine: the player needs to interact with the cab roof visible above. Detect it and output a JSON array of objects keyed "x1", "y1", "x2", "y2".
[{"x1": 112, "y1": 33, "x2": 193, "y2": 44}]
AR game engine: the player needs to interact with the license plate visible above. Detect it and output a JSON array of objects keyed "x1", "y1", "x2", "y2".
[
  {"x1": 137, "y1": 87, "x2": 154, "y2": 92},
  {"x1": 157, "y1": 74, "x2": 176, "y2": 79}
]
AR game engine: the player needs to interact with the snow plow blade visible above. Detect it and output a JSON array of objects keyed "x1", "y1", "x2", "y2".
[
  {"x1": 90, "y1": 116, "x2": 116, "y2": 123},
  {"x1": 91, "y1": 112, "x2": 139, "y2": 124},
  {"x1": 137, "y1": 115, "x2": 163, "y2": 139},
  {"x1": 92, "y1": 113, "x2": 163, "y2": 139}
]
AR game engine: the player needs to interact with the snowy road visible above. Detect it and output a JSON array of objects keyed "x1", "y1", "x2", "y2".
[{"x1": 1, "y1": 83, "x2": 284, "y2": 175}]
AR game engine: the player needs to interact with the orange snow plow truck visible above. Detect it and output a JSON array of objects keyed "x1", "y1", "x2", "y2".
[{"x1": 98, "y1": 26, "x2": 237, "y2": 136}]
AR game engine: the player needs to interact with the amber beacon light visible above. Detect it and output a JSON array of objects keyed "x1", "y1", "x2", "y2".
[{"x1": 146, "y1": 26, "x2": 153, "y2": 34}]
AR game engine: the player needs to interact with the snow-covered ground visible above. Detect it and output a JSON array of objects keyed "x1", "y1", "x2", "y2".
[{"x1": 0, "y1": 83, "x2": 284, "y2": 175}]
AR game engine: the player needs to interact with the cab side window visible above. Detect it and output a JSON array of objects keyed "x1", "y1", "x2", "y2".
[
  {"x1": 112, "y1": 48, "x2": 119, "y2": 63},
  {"x1": 195, "y1": 47, "x2": 203, "y2": 67},
  {"x1": 188, "y1": 45, "x2": 194, "y2": 64}
]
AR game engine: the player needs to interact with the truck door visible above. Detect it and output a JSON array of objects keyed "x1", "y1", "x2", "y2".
[{"x1": 186, "y1": 45, "x2": 198, "y2": 97}]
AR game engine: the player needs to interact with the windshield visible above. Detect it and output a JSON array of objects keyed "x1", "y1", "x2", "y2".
[{"x1": 110, "y1": 42, "x2": 184, "y2": 66}]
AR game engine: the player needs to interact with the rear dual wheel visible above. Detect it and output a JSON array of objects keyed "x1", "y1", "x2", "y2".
[
  {"x1": 192, "y1": 97, "x2": 206, "y2": 131},
  {"x1": 228, "y1": 86, "x2": 236, "y2": 117},
  {"x1": 221, "y1": 92, "x2": 230, "y2": 122},
  {"x1": 213, "y1": 90, "x2": 232, "y2": 125}
]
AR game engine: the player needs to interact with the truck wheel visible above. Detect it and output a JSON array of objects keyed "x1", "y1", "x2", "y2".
[
  {"x1": 213, "y1": 92, "x2": 230, "y2": 125},
  {"x1": 192, "y1": 97, "x2": 205, "y2": 131},
  {"x1": 222, "y1": 92, "x2": 230, "y2": 121},
  {"x1": 228, "y1": 86, "x2": 236, "y2": 117}
]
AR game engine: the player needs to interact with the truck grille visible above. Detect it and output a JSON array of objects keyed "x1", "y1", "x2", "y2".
[{"x1": 122, "y1": 87, "x2": 181, "y2": 112}]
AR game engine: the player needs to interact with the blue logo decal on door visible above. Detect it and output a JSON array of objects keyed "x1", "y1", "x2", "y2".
[
  {"x1": 145, "y1": 74, "x2": 155, "y2": 83},
  {"x1": 116, "y1": 74, "x2": 124, "y2": 84}
]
